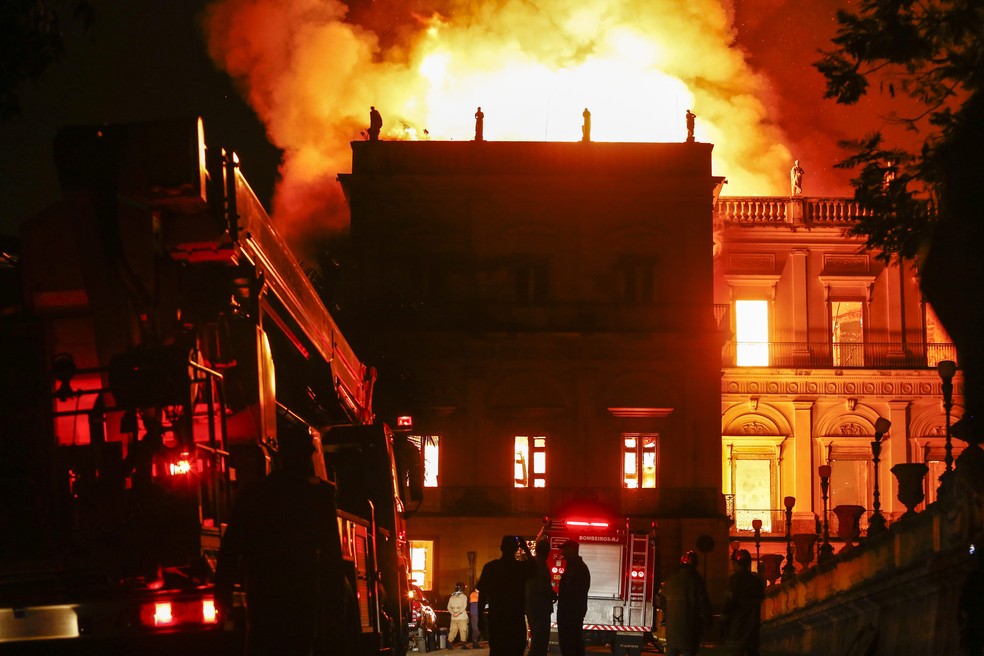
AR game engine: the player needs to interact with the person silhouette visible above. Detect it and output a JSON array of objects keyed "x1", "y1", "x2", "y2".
[
  {"x1": 721, "y1": 549, "x2": 765, "y2": 656},
  {"x1": 476, "y1": 535, "x2": 536, "y2": 656},
  {"x1": 659, "y1": 550, "x2": 711, "y2": 656},
  {"x1": 475, "y1": 107, "x2": 485, "y2": 141},
  {"x1": 581, "y1": 108, "x2": 591, "y2": 142},
  {"x1": 215, "y1": 426, "x2": 351, "y2": 656},
  {"x1": 368, "y1": 106, "x2": 383, "y2": 141},
  {"x1": 525, "y1": 539, "x2": 557, "y2": 656},
  {"x1": 557, "y1": 540, "x2": 590, "y2": 656},
  {"x1": 685, "y1": 110, "x2": 696, "y2": 143}
]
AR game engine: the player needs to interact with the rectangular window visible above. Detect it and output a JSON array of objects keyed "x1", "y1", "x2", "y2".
[
  {"x1": 514, "y1": 436, "x2": 546, "y2": 488},
  {"x1": 733, "y1": 459, "x2": 772, "y2": 532},
  {"x1": 409, "y1": 540, "x2": 434, "y2": 590},
  {"x1": 830, "y1": 458, "x2": 868, "y2": 508},
  {"x1": 622, "y1": 434, "x2": 658, "y2": 488},
  {"x1": 408, "y1": 435, "x2": 440, "y2": 487},
  {"x1": 516, "y1": 265, "x2": 548, "y2": 307},
  {"x1": 735, "y1": 300, "x2": 769, "y2": 366},
  {"x1": 622, "y1": 261, "x2": 656, "y2": 306},
  {"x1": 831, "y1": 300, "x2": 864, "y2": 366}
]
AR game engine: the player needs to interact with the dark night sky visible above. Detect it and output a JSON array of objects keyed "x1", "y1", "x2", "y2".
[
  {"x1": 0, "y1": 0, "x2": 280, "y2": 237},
  {"x1": 0, "y1": 0, "x2": 894, "y2": 239}
]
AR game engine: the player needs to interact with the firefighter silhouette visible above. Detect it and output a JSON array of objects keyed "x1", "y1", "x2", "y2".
[
  {"x1": 477, "y1": 535, "x2": 536, "y2": 656},
  {"x1": 216, "y1": 425, "x2": 353, "y2": 656}
]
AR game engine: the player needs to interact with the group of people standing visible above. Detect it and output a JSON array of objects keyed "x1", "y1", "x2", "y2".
[
  {"x1": 472, "y1": 535, "x2": 590, "y2": 656},
  {"x1": 657, "y1": 548, "x2": 765, "y2": 656}
]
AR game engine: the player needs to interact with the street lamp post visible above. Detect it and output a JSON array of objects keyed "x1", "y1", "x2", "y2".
[
  {"x1": 818, "y1": 465, "x2": 833, "y2": 563},
  {"x1": 781, "y1": 496, "x2": 796, "y2": 581},
  {"x1": 938, "y1": 360, "x2": 957, "y2": 500},
  {"x1": 752, "y1": 518, "x2": 763, "y2": 573},
  {"x1": 868, "y1": 417, "x2": 892, "y2": 536}
]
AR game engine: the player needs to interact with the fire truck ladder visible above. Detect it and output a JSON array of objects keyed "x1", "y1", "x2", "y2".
[{"x1": 627, "y1": 533, "x2": 651, "y2": 627}]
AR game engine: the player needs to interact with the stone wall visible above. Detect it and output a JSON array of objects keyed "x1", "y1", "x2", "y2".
[{"x1": 760, "y1": 451, "x2": 984, "y2": 655}]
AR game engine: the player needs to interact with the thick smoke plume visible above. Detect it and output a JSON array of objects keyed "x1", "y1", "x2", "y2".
[{"x1": 205, "y1": 0, "x2": 793, "y2": 240}]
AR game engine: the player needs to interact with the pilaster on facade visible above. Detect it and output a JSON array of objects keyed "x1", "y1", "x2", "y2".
[
  {"x1": 789, "y1": 249, "x2": 810, "y2": 345},
  {"x1": 791, "y1": 400, "x2": 815, "y2": 517}
]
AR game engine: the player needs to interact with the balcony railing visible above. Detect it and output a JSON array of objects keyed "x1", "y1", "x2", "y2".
[
  {"x1": 730, "y1": 508, "x2": 876, "y2": 538},
  {"x1": 717, "y1": 197, "x2": 875, "y2": 226},
  {"x1": 722, "y1": 341, "x2": 958, "y2": 369}
]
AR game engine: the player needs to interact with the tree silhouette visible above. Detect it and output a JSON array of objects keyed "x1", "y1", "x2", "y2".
[
  {"x1": 1, "y1": 0, "x2": 94, "y2": 120},
  {"x1": 816, "y1": 0, "x2": 984, "y2": 434}
]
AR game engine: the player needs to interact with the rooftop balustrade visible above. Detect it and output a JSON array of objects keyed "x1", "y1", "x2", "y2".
[{"x1": 716, "y1": 196, "x2": 875, "y2": 226}]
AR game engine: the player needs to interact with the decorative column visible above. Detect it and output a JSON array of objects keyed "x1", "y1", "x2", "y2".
[
  {"x1": 867, "y1": 417, "x2": 891, "y2": 536},
  {"x1": 752, "y1": 518, "x2": 763, "y2": 573},
  {"x1": 781, "y1": 496, "x2": 796, "y2": 581},
  {"x1": 791, "y1": 401, "x2": 815, "y2": 525},
  {"x1": 790, "y1": 249, "x2": 810, "y2": 356},
  {"x1": 818, "y1": 465, "x2": 834, "y2": 563}
]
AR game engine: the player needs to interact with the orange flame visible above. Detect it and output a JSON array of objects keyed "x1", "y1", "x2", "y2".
[{"x1": 205, "y1": 0, "x2": 792, "y2": 241}]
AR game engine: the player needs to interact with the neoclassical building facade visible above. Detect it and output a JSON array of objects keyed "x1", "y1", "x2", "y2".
[{"x1": 715, "y1": 196, "x2": 963, "y2": 558}]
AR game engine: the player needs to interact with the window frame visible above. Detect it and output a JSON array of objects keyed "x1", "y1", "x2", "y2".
[
  {"x1": 829, "y1": 297, "x2": 867, "y2": 367},
  {"x1": 409, "y1": 539, "x2": 435, "y2": 590},
  {"x1": 722, "y1": 435, "x2": 783, "y2": 532},
  {"x1": 734, "y1": 298, "x2": 771, "y2": 367},
  {"x1": 621, "y1": 433, "x2": 659, "y2": 489},
  {"x1": 514, "y1": 435, "x2": 547, "y2": 488}
]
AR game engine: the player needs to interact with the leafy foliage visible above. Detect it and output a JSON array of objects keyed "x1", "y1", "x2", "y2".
[
  {"x1": 0, "y1": 0, "x2": 95, "y2": 120},
  {"x1": 815, "y1": 0, "x2": 984, "y2": 261}
]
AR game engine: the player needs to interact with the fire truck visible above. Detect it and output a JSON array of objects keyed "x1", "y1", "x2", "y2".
[
  {"x1": 537, "y1": 516, "x2": 658, "y2": 655},
  {"x1": 0, "y1": 118, "x2": 419, "y2": 654}
]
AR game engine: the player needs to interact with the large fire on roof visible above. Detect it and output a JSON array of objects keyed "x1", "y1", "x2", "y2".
[{"x1": 205, "y1": 0, "x2": 792, "y2": 234}]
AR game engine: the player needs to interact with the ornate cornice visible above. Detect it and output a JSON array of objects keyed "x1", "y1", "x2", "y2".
[{"x1": 721, "y1": 369, "x2": 949, "y2": 399}]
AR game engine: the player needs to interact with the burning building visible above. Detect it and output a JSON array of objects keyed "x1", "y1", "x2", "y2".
[{"x1": 338, "y1": 139, "x2": 731, "y2": 602}]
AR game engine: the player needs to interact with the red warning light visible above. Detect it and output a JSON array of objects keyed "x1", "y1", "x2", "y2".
[
  {"x1": 565, "y1": 519, "x2": 610, "y2": 528},
  {"x1": 397, "y1": 416, "x2": 413, "y2": 429}
]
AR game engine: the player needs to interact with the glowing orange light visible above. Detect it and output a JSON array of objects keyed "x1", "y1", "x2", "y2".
[
  {"x1": 201, "y1": 598, "x2": 218, "y2": 624},
  {"x1": 205, "y1": 0, "x2": 794, "y2": 234},
  {"x1": 154, "y1": 602, "x2": 174, "y2": 626}
]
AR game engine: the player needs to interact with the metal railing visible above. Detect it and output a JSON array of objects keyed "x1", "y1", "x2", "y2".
[
  {"x1": 729, "y1": 508, "x2": 875, "y2": 538},
  {"x1": 722, "y1": 341, "x2": 958, "y2": 369}
]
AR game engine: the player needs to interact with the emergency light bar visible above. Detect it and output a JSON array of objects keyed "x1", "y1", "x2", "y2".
[{"x1": 565, "y1": 520, "x2": 610, "y2": 528}]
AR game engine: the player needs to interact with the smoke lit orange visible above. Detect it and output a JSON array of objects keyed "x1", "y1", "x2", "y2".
[{"x1": 206, "y1": 0, "x2": 792, "y2": 239}]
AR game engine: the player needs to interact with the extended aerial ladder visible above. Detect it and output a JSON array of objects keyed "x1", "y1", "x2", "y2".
[{"x1": 1, "y1": 117, "x2": 416, "y2": 654}]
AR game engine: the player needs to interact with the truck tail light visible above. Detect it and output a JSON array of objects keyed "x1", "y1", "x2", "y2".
[
  {"x1": 153, "y1": 602, "x2": 174, "y2": 626},
  {"x1": 140, "y1": 596, "x2": 219, "y2": 629},
  {"x1": 201, "y1": 598, "x2": 217, "y2": 624}
]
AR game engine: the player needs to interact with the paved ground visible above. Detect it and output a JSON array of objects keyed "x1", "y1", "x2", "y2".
[{"x1": 415, "y1": 641, "x2": 791, "y2": 655}]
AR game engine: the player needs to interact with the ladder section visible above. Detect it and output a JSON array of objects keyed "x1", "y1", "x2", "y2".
[{"x1": 627, "y1": 534, "x2": 651, "y2": 626}]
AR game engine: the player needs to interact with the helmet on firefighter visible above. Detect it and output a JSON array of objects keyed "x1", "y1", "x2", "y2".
[
  {"x1": 732, "y1": 548, "x2": 752, "y2": 567},
  {"x1": 680, "y1": 550, "x2": 698, "y2": 567}
]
